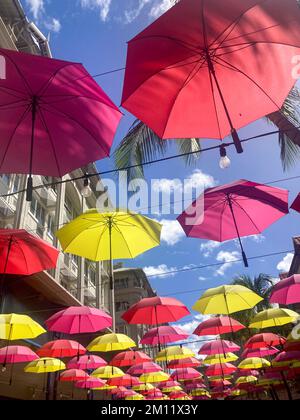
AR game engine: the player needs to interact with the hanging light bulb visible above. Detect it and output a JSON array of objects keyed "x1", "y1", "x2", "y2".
[
  {"x1": 1, "y1": 365, "x2": 6, "y2": 373},
  {"x1": 219, "y1": 146, "x2": 231, "y2": 169},
  {"x1": 81, "y1": 174, "x2": 92, "y2": 198}
]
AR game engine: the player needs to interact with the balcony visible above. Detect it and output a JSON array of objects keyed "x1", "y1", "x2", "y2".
[
  {"x1": 61, "y1": 254, "x2": 78, "y2": 282},
  {"x1": 84, "y1": 277, "x2": 96, "y2": 302}
]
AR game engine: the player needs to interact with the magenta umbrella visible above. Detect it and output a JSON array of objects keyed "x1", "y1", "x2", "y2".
[
  {"x1": 199, "y1": 340, "x2": 240, "y2": 356},
  {"x1": 178, "y1": 180, "x2": 289, "y2": 267},
  {"x1": 171, "y1": 368, "x2": 202, "y2": 382},
  {"x1": 0, "y1": 47, "x2": 122, "y2": 200},
  {"x1": 67, "y1": 355, "x2": 107, "y2": 370},
  {"x1": 75, "y1": 377, "x2": 106, "y2": 390},
  {"x1": 241, "y1": 347, "x2": 279, "y2": 359},
  {"x1": 140, "y1": 326, "x2": 189, "y2": 346},
  {"x1": 127, "y1": 362, "x2": 162, "y2": 376},
  {"x1": 270, "y1": 275, "x2": 300, "y2": 305},
  {"x1": 45, "y1": 306, "x2": 112, "y2": 334},
  {"x1": 0, "y1": 346, "x2": 38, "y2": 365}
]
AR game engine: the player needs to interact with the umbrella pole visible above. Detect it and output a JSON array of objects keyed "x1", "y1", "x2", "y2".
[
  {"x1": 227, "y1": 196, "x2": 249, "y2": 268},
  {"x1": 0, "y1": 235, "x2": 13, "y2": 314},
  {"x1": 108, "y1": 217, "x2": 116, "y2": 332},
  {"x1": 155, "y1": 306, "x2": 161, "y2": 352},
  {"x1": 26, "y1": 96, "x2": 37, "y2": 202}
]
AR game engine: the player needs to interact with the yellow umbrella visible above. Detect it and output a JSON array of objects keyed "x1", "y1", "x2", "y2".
[
  {"x1": 87, "y1": 333, "x2": 136, "y2": 352},
  {"x1": 56, "y1": 210, "x2": 162, "y2": 331},
  {"x1": 191, "y1": 389, "x2": 210, "y2": 397},
  {"x1": 292, "y1": 361, "x2": 300, "y2": 369},
  {"x1": 133, "y1": 383, "x2": 155, "y2": 392},
  {"x1": 155, "y1": 346, "x2": 195, "y2": 362},
  {"x1": 231, "y1": 389, "x2": 248, "y2": 397},
  {"x1": 162, "y1": 386, "x2": 183, "y2": 393},
  {"x1": 257, "y1": 379, "x2": 283, "y2": 387},
  {"x1": 0, "y1": 314, "x2": 46, "y2": 340},
  {"x1": 24, "y1": 358, "x2": 65, "y2": 373},
  {"x1": 140, "y1": 371, "x2": 170, "y2": 383},
  {"x1": 94, "y1": 384, "x2": 117, "y2": 391},
  {"x1": 193, "y1": 285, "x2": 263, "y2": 315},
  {"x1": 238, "y1": 358, "x2": 271, "y2": 370},
  {"x1": 204, "y1": 353, "x2": 239, "y2": 365},
  {"x1": 92, "y1": 366, "x2": 124, "y2": 379},
  {"x1": 236, "y1": 376, "x2": 258, "y2": 385},
  {"x1": 208, "y1": 375, "x2": 233, "y2": 381},
  {"x1": 126, "y1": 394, "x2": 145, "y2": 400},
  {"x1": 249, "y1": 308, "x2": 299, "y2": 329}
]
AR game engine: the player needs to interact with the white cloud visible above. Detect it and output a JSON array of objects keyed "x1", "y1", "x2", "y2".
[
  {"x1": 198, "y1": 276, "x2": 207, "y2": 282},
  {"x1": 124, "y1": 0, "x2": 151, "y2": 24},
  {"x1": 277, "y1": 253, "x2": 293, "y2": 273},
  {"x1": 200, "y1": 241, "x2": 221, "y2": 258},
  {"x1": 81, "y1": 0, "x2": 112, "y2": 21},
  {"x1": 44, "y1": 18, "x2": 61, "y2": 33},
  {"x1": 143, "y1": 264, "x2": 176, "y2": 279},
  {"x1": 215, "y1": 251, "x2": 240, "y2": 276},
  {"x1": 26, "y1": 0, "x2": 44, "y2": 19},
  {"x1": 158, "y1": 219, "x2": 185, "y2": 246},
  {"x1": 150, "y1": 0, "x2": 175, "y2": 19}
]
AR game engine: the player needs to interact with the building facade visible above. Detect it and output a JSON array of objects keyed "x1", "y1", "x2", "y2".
[{"x1": 114, "y1": 265, "x2": 157, "y2": 346}]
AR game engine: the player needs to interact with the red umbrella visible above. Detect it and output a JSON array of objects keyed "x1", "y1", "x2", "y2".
[
  {"x1": 169, "y1": 391, "x2": 188, "y2": 400},
  {"x1": 127, "y1": 362, "x2": 162, "y2": 376},
  {"x1": 167, "y1": 357, "x2": 201, "y2": 369},
  {"x1": 284, "y1": 341, "x2": 300, "y2": 352},
  {"x1": 75, "y1": 377, "x2": 106, "y2": 389},
  {"x1": 122, "y1": 0, "x2": 300, "y2": 151},
  {"x1": 241, "y1": 347, "x2": 279, "y2": 359},
  {"x1": 160, "y1": 380, "x2": 181, "y2": 389},
  {"x1": 0, "y1": 47, "x2": 122, "y2": 200},
  {"x1": 59, "y1": 369, "x2": 89, "y2": 382},
  {"x1": 178, "y1": 180, "x2": 288, "y2": 267},
  {"x1": 67, "y1": 355, "x2": 107, "y2": 370},
  {"x1": 122, "y1": 296, "x2": 190, "y2": 325},
  {"x1": 245, "y1": 333, "x2": 286, "y2": 350},
  {"x1": 209, "y1": 379, "x2": 231, "y2": 388},
  {"x1": 140, "y1": 326, "x2": 189, "y2": 345},
  {"x1": 193, "y1": 316, "x2": 245, "y2": 336},
  {"x1": 45, "y1": 306, "x2": 112, "y2": 334},
  {"x1": 171, "y1": 368, "x2": 202, "y2": 381},
  {"x1": 0, "y1": 346, "x2": 38, "y2": 365},
  {"x1": 291, "y1": 194, "x2": 300, "y2": 213},
  {"x1": 37, "y1": 340, "x2": 86, "y2": 358},
  {"x1": 206, "y1": 363, "x2": 237, "y2": 377},
  {"x1": 236, "y1": 369, "x2": 259, "y2": 378},
  {"x1": 185, "y1": 382, "x2": 206, "y2": 391},
  {"x1": 110, "y1": 351, "x2": 151, "y2": 367},
  {"x1": 108, "y1": 375, "x2": 140, "y2": 387},
  {"x1": 270, "y1": 275, "x2": 300, "y2": 305},
  {"x1": 146, "y1": 389, "x2": 164, "y2": 399},
  {"x1": 115, "y1": 389, "x2": 137, "y2": 399},
  {"x1": 0, "y1": 229, "x2": 59, "y2": 276},
  {"x1": 199, "y1": 340, "x2": 240, "y2": 356}
]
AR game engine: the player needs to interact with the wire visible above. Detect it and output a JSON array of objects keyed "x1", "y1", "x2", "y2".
[{"x1": 1, "y1": 126, "x2": 298, "y2": 199}]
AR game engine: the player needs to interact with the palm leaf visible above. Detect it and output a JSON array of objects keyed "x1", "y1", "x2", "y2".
[{"x1": 174, "y1": 138, "x2": 202, "y2": 166}]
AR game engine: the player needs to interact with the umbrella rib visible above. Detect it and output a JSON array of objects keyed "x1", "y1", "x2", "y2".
[
  {"x1": 206, "y1": 56, "x2": 222, "y2": 140},
  {"x1": 0, "y1": 86, "x2": 28, "y2": 100},
  {"x1": 13, "y1": 238, "x2": 29, "y2": 274},
  {"x1": 130, "y1": 34, "x2": 202, "y2": 56},
  {"x1": 0, "y1": 51, "x2": 34, "y2": 95},
  {"x1": 94, "y1": 223, "x2": 109, "y2": 261},
  {"x1": 38, "y1": 104, "x2": 109, "y2": 157},
  {"x1": 36, "y1": 62, "x2": 81, "y2": 98},
  {"x1": 0, "y1": 103, "x2": 32, "y2": 171},
  {"x1": 229, "y1": 198, "x2": 262, "y2": 234},
  {"x1": 38, "y1": 106, "x2": 62, "y2": 177}
]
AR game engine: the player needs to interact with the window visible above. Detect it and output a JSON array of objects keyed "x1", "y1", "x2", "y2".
[
  {"x1": 85, "y1": 261, "x2": 97, "y2": 287},
  {"x1": 29, "y1": 196, "x2": 46, "y2": 236},
  {"x1": 115, "y1": 278, "x2": 129, "y2": 290},
  {"x1": 12, "y1": 175, "x2": 21, "y2": 193},
  {"x1": 47, "y1": 214, "x2": 55, "y2": 239},
  {"x1": 116, "y1": 301, "x2": 130, "y2": 312},
  {"x1": 133, "y1": 277, "x2": 143, "y2": 288},
  {"x1": 0, "y1": 175, "x2": 10, "y2": 187}
]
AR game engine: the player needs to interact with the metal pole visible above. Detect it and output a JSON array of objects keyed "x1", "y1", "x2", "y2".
[
  {"x1": 108, "y1": 217, "x2": 115, "y2": 332},
  {"x1": 227, "y1": 195, "x2": 249, "y2": 268}
]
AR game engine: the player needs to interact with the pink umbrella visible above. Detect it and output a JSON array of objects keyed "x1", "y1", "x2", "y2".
[
  {"x1": 199, "y1": 340, "x2": 240, "y2": 356},
  {"x1": 245, "y1": 333, "x2": 286, "y2": 350},
  {"x1": 270, "y1": 275, "x2": 300, "y2": 305},
  {"x1": 45, "y1": 306, "x2": 112, "y2": 334},
  {"x1": 0, "y1": 47, "x2": 122, "y2": 200},
  {"x1": 140, "y1": 326, "x2": 189, "y2": 345},
  {"x1": 37, "y1": 340, "x2": 86, "y2": 358},
  {"x1": 110, "y1": 351, "x2": 151, "y2": 367},
  {"x1": 108, "y1": 375, "x2": 140, "y2": 387},
  {"x1": 67, "y1": 355, "x2": 107, "y2": 370},
  {"x1": 274, "y1": 351, "x2": 300, "y2": 364},
  {"x1": 167, "y1": 358, "x2": 202, "y2": 369},
  {"x1": 146, "y1": 389, "x2": 164, "y2": 399},
  {"x1": 169, "y1": 391, "x2": 188, "y2": 400},
  {"x1": 127, "y1": 362, "x2": 162, "y2": 376},
  {"x1": 0, "y1": 346, "x2": 38, "y2": 365},
  {"x1": 206, "y1": 363, "x2": 237, "y2": 377},
  {"x1": 236, "y1": 370, "x2": 260, "y2": 378},
  {"x1": 185, "y1": 383, "x2": 206, "y2": 391},
  {"x1": 178, "y1": 180, "x2": 289, "y2": 267},
  {"x1": 110, "y1": 386, "x2": 128, "y2": 395},
  {"x1": 160, "y1": 380, "x2": 181, "y2": 389},
  {"x1": 193, "y1": 316, "x2": 245, "y2": 336},
  {"x1": 171, "y1": 368, "x2": 202, "y2": 382},
  {"x1": 241, "y1": 347, "x2": 279, "y2": 359},
  {"x1": 115, "y1": 390, "x2": 137, "y2": 399},
  {"x1": 75, "y1": 377, "x2": 106, "y2": 389},
  {"x1": 59, "y1": 369, "x2": 89, "y2": 382}
]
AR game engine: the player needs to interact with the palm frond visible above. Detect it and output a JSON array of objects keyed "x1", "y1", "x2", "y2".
[{"x1": 174, "y1": 138, "x2": 202, "y2": 166}]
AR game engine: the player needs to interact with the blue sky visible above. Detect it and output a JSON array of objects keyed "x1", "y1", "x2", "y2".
[{"x1": 23, "y1": 0, "x2": 300, "y2": 339}]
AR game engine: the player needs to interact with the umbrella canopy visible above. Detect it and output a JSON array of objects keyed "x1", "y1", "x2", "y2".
[
  {"x1": 108, "y1": 374, "x2": 140, "y2": 387},
  {"x1": 270, "y1": 275, "x2": 300, "y2": 305},
  {"x1": 0, "y1": 47, "x2": 121, "y2": 199},
  {"x1": 67, "y1": 355, "x2": 107, "y2": 370},
  {"x1": 193, "y1": 316, "x2": 245, "y2": 336},
  {"x1": 140, "y1": 372, "x2": 170, "y2": 383},
  {"x1": 249, "y1": 308, "x2": 299, "y2": 329},
  {"x1": 206, "y1": 363, "x2": 237, "y2": 377},
  {"x1": 127, "y1": 362, "x2": 162, "y2": 376},
  {"x1": 25, "y1": 358, "x2": 65, "y2": 374},
  {"x1": 193, "y1": 285, "x2": 263, "y2": 315},
  {"x1": 56, "y1": 210, "x2": 162, "y2": 262},
  {"x1": 45, "y1": 306, "x2": 112, "y2": 334},
  {"x1": 178, "y1": 180, "x2": 288, "y2": 267},
  {"x1": 199, "y1": 340, "x2": 240, "y2": 355},
  {"x1": 209, "y1": 379, "x2": 231, "y2": 388},
  {"x1": 0, "y1": 314, "x2": 46, "y2": 340},
  {"x1": 140, "y1": 325, "x2": 189, "y2": 345},
  {"x1": 191, "y1": 389, "x2": 210, "y2": 397},
  {"x1": 122, "y1": 297, "x2": 189, "y2": 325},
  {"x1": 121, "y1": 0, "x2": 300, "y2": 142},
  {"x1": 0, "y1": 346, "x2": 38, "y2": 365},
  {"x1": 88, "y1": 334, "x2": 136, "y2": 353},
  {"x1": 0, "y1": 229, "x2": 59, "y2": 275},
  {"x1": 245, "y1": 333, "x2": 286, "y2": 349},
  {"x1": 238, "y1": 358, "x2": 271, "y2": 370},
  {"x1": 75, "y1": 377, "x2": 106, "y2": 390},
  {"x1": 167, "y1": 357, "x2": 201, "y2": 369},
  {"x1": 155, "y1": 346, "x2": 195, "y2": 362},
  {"x1": 274, "y1": 351, "x2": 300, "y2": 365},
  {"x1": 171, "y1": 368, "x2": 202, "y2": 381},
  {"x1": 37, "y1": 340, "x2": 86, "y2": 358},
  {"x1": 115, "y1": 389, "x2": 137, "y2": 399},
  {"x1": 204, "y1": 353, "x2": 239, "y2": 365},
  {"x1": 132, "y1": 383, "x2": 155, "y2": 392},
  {"x1": 125, "y1": 394, "x2": 145, "y2": 401},
  {"x1": 241, "y1": 347, "x2": 279, "y2": 359},
  {"x1": 92, "y1": 366, "x2": 124, "y2": 379},
  {"x1": 60, "y1": 369, "x2": 89, "y2": 382},
  {"x1": 236, "y1": 376, "x2": 258, "y2": 385},
  {"x1": 110, "y1": 351, "x2": 151, "y2": 367}
]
